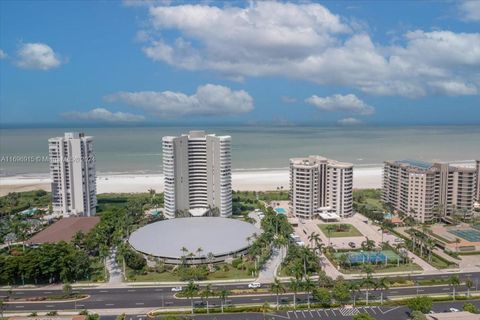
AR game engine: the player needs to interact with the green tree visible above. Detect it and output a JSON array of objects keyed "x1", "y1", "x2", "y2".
[
  {"x1": 332, "y1": 280, "x2": 350, "y2": 306},
  {"x1": 448, "y1": 275, "x2": 460, "y2": 300},
  {"x1": 377, "y1": 277, "x2": 390, "y2": 305},
  {"x1": 116, "y1": 314, "x2": 126, "y2": 320},
  {"x1": 183, "y1": 281, "x2": 199, "y2": 314},
  {"x1": 353, "y1": 312, "x2": 375, "y2": 320},
  {"x1": 302, "y1": 276, "x2": 315, "y2": 309},
  {"x1": 463, "y1": 303, "x2": 478, "y2": 314},
  {"x1": 289, "y1": 278, "x2": 302, "y2": 310},
  {"x1": 465, "y1": 277, "x2": 474, "y2": 298},
  {"x1": 361, "y1": 265, "x2": 376, "y2": 306},
  {"x1": 349, "y1": 281, "x2": 361, "y2": 307},
  {"x1": 201, "y1": 284, "x2": 214, "y2": 314},
  {"x1": 407, "y1": 296, "x2": 433, "y2": 314},
  {"x1": 217, "y1": 289, "x2": 230, "y2": 313},
  {"x1": 313, "y1": 287, "x2": 331, "y2": 307},
  {"x1": 411, "y1": 310, "x2": 427, "y2": 320},
  {"x1": 270, "y1": 278, "x2": 286, "y2": 310},
  {"x1": 63, "y1": 283, "x2": 72, "y2": 296}
]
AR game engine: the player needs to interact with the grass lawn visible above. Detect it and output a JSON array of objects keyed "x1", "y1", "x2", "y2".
[
  {"x1": 127, "y1": 267, "x2": 253, "y2": 282},
  {"x1": 318, "y1": 223, "x2": 363, "y2": 238},
  {"x1": 340, "y1": 263, "x2": 422, "y2": 274}
]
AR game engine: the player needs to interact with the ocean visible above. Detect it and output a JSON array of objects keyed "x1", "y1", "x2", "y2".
[{"x1": 1, "y1": 125, "x2": 479, "y2": 177}]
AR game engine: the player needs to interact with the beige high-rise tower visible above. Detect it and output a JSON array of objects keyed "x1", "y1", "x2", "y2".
[
  {"x1": 289, "y1": 155, "x2": 353, "y2": 219},
  {"x1": 48, "y1": 132, "x2": 97, "y2": 217},
  {"x1": 162, "y1": 131, "x2": 232, "y2": 219},
  {"x1": 383, "y1": 160, "x2": 477, "y2": 223}
]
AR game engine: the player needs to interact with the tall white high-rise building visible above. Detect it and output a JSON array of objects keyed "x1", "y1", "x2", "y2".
[
  {"x1": 162, "y1": 130, "x2": 232, "y2": 218},
  {"x1": 383, "y1": 160, "x2": 478, "y2": 223},
  {"x1": 48, "y1": 132, "x2": 97, "y2": 216},
  {"x1": 289, "y1": 155, "x2": 353, "y2": 219}
]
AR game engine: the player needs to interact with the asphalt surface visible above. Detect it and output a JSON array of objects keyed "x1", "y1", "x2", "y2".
[
  {"x1": 1, "y1": 271, "x2": 480, "y2": 313},
  {"x1": 98, "y1": 300, "x2": 480, "y2": 320}
]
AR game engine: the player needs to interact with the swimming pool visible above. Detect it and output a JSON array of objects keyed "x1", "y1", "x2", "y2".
[
  {"x1": 275, "y1": 207, "x2": 286, "y2": 214},
  {"x1": 450, "y1": 229, "x2": 480, "y2": 242}
]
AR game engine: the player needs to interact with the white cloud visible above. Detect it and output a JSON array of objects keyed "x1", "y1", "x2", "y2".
[
  {"x1": 306, "y1": 94, "x2": 374, "y2": 115},
  {"x1": 338, "y1": 117, "x2": 362, "y2": 125},
  {"x1": 0, "y1": 49, "x2": 7, "y2": 59},
  {"x1": 281, "y1": 96, "x2": 297, "y2": 104},
  {"x1": 16, "y1": 43, "x2": 62, "y2": 70},
  {"x1": 138, "y1": 2, "x2": 480, "y2": 98},
  {"x1": 459, "y1": 0, "x2": 480, "y2": 22},
  {"x1": 62, "y1": 108, "x2": 145, "y2": 123},
  {"x1": 104, "y1": 84, "x2": 254, "y2": 117}
]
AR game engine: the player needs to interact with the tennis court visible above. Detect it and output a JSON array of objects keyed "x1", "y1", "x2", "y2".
[
  {"x1": 335, "y1": 250, "x2": 400, "y2": 265},
  {"x1": 449, "y1": 229, "x2": 480, "y2": 242}
]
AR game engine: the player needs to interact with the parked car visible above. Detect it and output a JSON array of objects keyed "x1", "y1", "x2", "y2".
[
  {"x1": 348, "y1": 242, "x2": 356, "y2": 248},
  {"x1": 449, "y1": 308, "x2": 459, "y2": 312},
  {"x1": 248, "y1": 282, "x2": 262, "y2": 289},
  {"x1": 171, "y1": 286, "x2": 182, "y2": 292}
]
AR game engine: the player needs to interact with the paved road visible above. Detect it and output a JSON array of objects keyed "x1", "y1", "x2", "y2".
[
  {"x1": 98, "y1": 300, "x2": 480, "y2": 320},
  {"x1": 2, "y1": 273, "x2": 480, "y2": 312}
]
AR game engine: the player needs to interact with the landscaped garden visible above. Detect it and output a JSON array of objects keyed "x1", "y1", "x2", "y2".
[{"x1": 318, "y1": 223, "x2": 363, "y2": 238}]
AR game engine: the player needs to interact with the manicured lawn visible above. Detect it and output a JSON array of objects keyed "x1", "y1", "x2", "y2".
[
  {"x1": 340, "y1": 263, "x2": 422, "y2": 274},
  {"x1": 127, "y1": 267, "x2": 253, "y2": 282},
  {"x1": 318, "y1": 223, "x2": 363, "y2": 238}
]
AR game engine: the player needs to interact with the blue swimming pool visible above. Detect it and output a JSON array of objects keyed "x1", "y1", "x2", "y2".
[{"x1": 275, "y1": 208, "x2": 286, "y2": 214}]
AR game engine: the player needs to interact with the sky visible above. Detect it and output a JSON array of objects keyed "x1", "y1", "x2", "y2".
[{"x1": 0, "y1": 0, "x2": 479, "y2": 126}]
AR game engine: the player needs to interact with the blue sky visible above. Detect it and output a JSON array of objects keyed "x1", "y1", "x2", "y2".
[{"x1": 1, "y1": 0, "x2": 479, "y2": 126}]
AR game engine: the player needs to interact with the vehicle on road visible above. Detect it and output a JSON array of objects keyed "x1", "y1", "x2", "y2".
[
  {"x1": 449, "y1": 307, "x2": 459, "y2": 312},
  {"x1": 248, "y1": 282, "x2": 261, "y2": 289},
  {"x1": 348, "y1": 242, "x2": 356, "y2": 248},
  {"x1": 171, "y1": 286, "x2": 182, "y2": 292}
]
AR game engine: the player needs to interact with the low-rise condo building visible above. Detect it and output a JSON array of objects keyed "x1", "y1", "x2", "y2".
[
  {"x1": 49, "y1": 132, "x2": 97, "y2": 217},
  {"x1": 383, "y1": 160, "x2": 478, "y2": 223},
  {"x1": 289, "y1": 155, "x2": 353, "y2": 219},
  {"x1": 162, "y1": 130, "x2": 232, "y2": 218}
]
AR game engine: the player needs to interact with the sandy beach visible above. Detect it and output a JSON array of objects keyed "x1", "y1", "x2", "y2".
[{"x1": 0, "y1": 167, "x2": 382, "y2": 196}]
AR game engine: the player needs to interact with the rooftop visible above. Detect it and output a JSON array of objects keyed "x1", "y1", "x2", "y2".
[
  {"x1": 27, "y1": 217, "x2": 100, "y2": 245},
  {"x1": 396, "y1": 159, "x2": 433, "y2": 170},
  {"x1": 129, "y1": 217, "x2": 260, "y2": 259}
]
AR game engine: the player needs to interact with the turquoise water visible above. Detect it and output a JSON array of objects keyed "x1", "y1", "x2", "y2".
[
  {"x1": 275, "y1": 208, "x2": 286, "y2": 214},
  {"x1": 1, "y1": 125, "x2": 479, "y2": 176}
]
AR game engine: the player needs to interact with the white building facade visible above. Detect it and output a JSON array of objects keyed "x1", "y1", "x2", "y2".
[
  {"x1": 162, "y1": 130, "x2": 232, "y2": 218},
  {"x1": 383, "y1": 160, "x2": 478, "y2": 223},
  {"x1": 289, "y1": 155, "x2": 353, "y2": 219},
  {"x1": 49, "y1": 132, "x2": 97, "y2": 216}
]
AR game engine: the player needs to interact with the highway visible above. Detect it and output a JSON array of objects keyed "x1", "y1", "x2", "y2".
[{"x1": 2, "y1": 271, "x2": 480, "y2": 312}]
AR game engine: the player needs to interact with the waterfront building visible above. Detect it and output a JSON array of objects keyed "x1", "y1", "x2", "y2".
[
  {"x1": 48, "y1": 132, "x2": 97, "y2": 216},
  {"x1": 383, "y1": 160, "x2": 478, "y2": 223},
  {"x1": 289, "y1": 155, "x2": 353, "y2": 219},
  {"x1": 162, "y1": 130, "x2": 232, "y2": 218}
]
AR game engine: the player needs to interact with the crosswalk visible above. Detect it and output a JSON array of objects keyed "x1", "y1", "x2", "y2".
[{"x1": 284, "y1": 306, "x2": 387, "y2": 319}]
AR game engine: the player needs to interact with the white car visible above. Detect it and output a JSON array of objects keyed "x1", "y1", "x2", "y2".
[
  {"x1": 449, "y1": 308, "x2": 459, "y2": 312},
  {"x1": 171, "y1": 286, "x2": 183, "y2": 292},
  {"x1": 248, "y1": 282, "x2": 262, "y2": 289}
]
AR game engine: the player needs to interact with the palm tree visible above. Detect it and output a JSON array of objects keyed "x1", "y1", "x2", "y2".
[
  {"x1": 465, "y1": 277, "x2": 474, "y2": 298},
  {"x1": 349, "y1": 282, "x2": 361, "y2": 307},
  {"x1": 218, "y1": 289, "x2": 230, "y2": 313},
  {"x1": 361, "y1": 265, "x2": 376, "y2": 306},
  {"x1": 184, "y1": 281, "x2": 199, "y2": 314},
  {"x1": 377, "y1": 277, "x2": 390, "y2": 305},
  {"x1": 449, "y1": 275, "x2": 460, "y2": 300},
  {"x1": 302, "y1": 276, "x2": 315, "y2": 309},
  {"x1": 289, "y1": 278, "x2": 302, "y2": 310},
  {"x1": 201, "y1": 284, "x2": 213, "y2": 314},
  {"x1": 325, "y1": 224, "x2": 336, "y2": 246},
  {"x1": 270, "y1": 278, "x2": 285, "y2": 310}
]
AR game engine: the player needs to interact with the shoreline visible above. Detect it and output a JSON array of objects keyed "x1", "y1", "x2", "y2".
[{"x1": 0, "y1": 167, "x2": 383, "y2": 196}]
